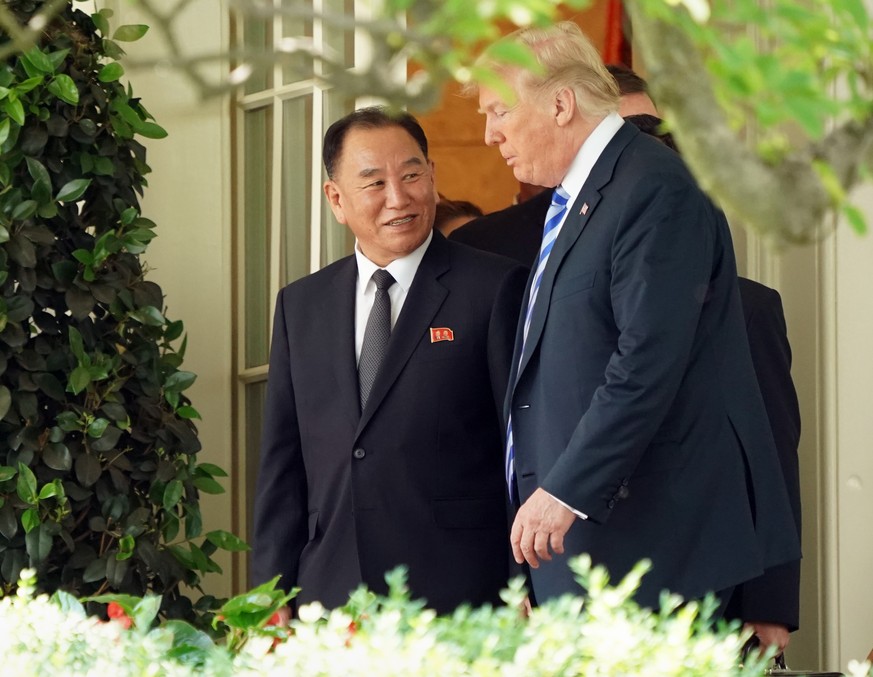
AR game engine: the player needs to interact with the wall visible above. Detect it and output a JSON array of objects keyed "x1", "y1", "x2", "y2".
[{"x1": 107, "y1": 0, "x2": 235, "y2": 600}]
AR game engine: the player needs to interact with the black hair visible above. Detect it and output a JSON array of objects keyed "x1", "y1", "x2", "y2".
[
  {"x1": 322, "y1": 106, "x2": 429, "y2": 179},
  {"x1": 605, "y1": 63, "x2": 650, "y2": 96},
  {"x1": 624, "y1": 114, "x2": 678, "y2": 152}
]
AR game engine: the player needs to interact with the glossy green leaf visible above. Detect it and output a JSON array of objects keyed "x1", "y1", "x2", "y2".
[
  {"x1": 168, "y1": 544, "x2": 195, "y2": 570},
  {"x1": 75, "y1": 453, "x2": 102, "y2": 487},
  {"x1": 117, "y1": 534, "x2": 135, "y2": 560},
  {"x1": 15, "y1": 76, "x2": 44, "y2": 94},
  {"x1": 197, "y1": 463, "x2": 228, "y2": 478},
  {"x1": 16, "y1": 463, "x2": 38, "y2": 505},
  {"x1": 21, "y1": 508, "x2": 40, "y2": 534},
  {"x1": 92, "y1": 10, "x2": 110, "y2": 35},
  {"x1": 3, "y1": 97, "x2": 24, "y2": 126},
  {"x1": 137, "y1": 121, "x2": 169, "y2": 139},
  {"x1": 43, "y1": 443, "x2": 72, "y2": 471},
  {"x1": 11, "y1": 200, "x2": 38, "y2": 221},
  {"x1": 98, "y1": 62, "x2": 125, "y2": 83},
  {"x1": 87, "y1": 417, "x2": 110, "y2": 438},
  {"x1": 176, "y1": 405, "x2": 201, "y2": 420},
  {"x1": 163, "y1": 479, "x2": 184, "y2": 510},
  {"x1": 192, "y1": 476, "x2": 224, "y2": 494},
  {"x1": 37, "y1": 482, "x2": 59, "y2": 500},
  {"x1": 130, "y1": 305, "x2": 165, "y2": 326},
  {"x1": 47, "y1": 74, "x2": 80, "y2": 105},
  {"x1": 56, "y1": 178, "x2": 91, "y2": 202},
  {"x1": 21, "y1": 48, "x2": 53, "y2": 75},
  {"x1": 25, "y1": 524, "x2": 53, "y2": 565},
  {"x1": 82, "y1": 556, "x2": 107, "y2": 583},
  {"x1": 69, "y1": 365, "x2": 91, "y2": 395},
  {"x1": 205, "y1": 530, "x2": 250, "y2": 552},
  {"x1": 113, "y1": 24, "x2": 149, "y2": 42},
  {"x1": 0, "y1": 502, "x2": 18, "y2": 540},
  {"x1": 165, "y1": 370, "x2": 196, "y2": 392}
]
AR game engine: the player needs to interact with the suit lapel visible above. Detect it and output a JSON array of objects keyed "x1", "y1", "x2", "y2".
[
  {"x1": 356, "y1": 235, "x2": 450, "y2": 435},
  {"x1": 514, "y1": 123, "x2": 639, "y2": 385},
  {"x1": 326, "y1": 258, "x2": 363, "y2": 430}
]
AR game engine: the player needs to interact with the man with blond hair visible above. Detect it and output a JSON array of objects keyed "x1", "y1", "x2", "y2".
[{"x1": 474, "y1": 22, "x2": 800, "y2": 612}]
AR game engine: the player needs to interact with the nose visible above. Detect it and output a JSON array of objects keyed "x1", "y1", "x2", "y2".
[
  {"x1": 384, "y1": 178, "x2": 411, "y2": 208},
  {"x1": 484, "y1": 118, "x2": 502, "y2": 147}
]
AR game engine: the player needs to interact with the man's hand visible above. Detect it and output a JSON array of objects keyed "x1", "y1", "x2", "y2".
[
  {"x1": 746, "y1": 622, "x2": 790, "y2": 655},
  {"x1": 510, "y1": 488, "x2": 576, "y2": 568}
]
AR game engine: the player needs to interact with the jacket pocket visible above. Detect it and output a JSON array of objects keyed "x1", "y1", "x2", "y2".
[
  {"x1": 432, "y1": 496, "x2": 507, "y2": 529},
  {"x1": 552, "y1": 270, "x2": 596, "y2": 301}
]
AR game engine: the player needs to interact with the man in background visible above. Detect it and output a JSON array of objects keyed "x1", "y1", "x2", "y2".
[
  {"x1": 251, "y1": 107, "x2": 527, "y2": 615},
  {"x1": 467, "y1": 21, "x2": 799, "y2": 618}
]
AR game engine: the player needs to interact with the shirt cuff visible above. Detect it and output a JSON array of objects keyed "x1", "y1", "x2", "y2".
[{"x1": 545, "y1": 491, "x2": 587, "y2": 520}]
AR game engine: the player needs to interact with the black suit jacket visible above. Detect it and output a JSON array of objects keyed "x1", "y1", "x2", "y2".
[
  {"x1": 453, "y1": 123, "x2": 800, "y2": 611},
  {"x1": 251, "y1": 233, "x2": 527, "y2": 614},
  {"x1": 724, "y1": 278, "x2": 802, "y2": 630}
]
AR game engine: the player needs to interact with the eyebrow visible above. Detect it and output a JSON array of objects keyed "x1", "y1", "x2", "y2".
[{"x1": 358, "y1": 156, "x2": 424, "y2": 179}]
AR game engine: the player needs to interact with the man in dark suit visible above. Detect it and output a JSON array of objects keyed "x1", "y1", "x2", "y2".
[
  {"x1": 471, "y1": 21, "x2": 800, "y2": 613},
  {"x1": 453, "y1": 65, "x2": 803, "y2": 650},
  {"x1": 251, "y1": 107, "x2": 528, "y2": 615}
]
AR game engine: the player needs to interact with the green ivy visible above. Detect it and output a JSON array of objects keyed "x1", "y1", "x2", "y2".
[{"x1": 0, "y1": 1, "x2": 242, "y2": 626}]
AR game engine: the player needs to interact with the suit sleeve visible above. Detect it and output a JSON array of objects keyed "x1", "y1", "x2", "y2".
[
  {"x1": 250, "y1": 288, "x2": 309, "y2": 593},
  {"x1": 731, "y1": 285, "x2": 801, "y2": 629},
  {"x1": 542, "y1": 171, "x2": 718, "y2": 521}
]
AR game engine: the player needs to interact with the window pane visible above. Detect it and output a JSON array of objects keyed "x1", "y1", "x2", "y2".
[
  {"x1": 244, "y1": 107, "x2": 273, "y2": 368},
  {"x1": 281, "y1": 95, "x2": 313, "y2": 285},
  {"x1": 321, "y1": 89, "x2": 355, "y2": 266},
  {"x1": 244, "y1": 380, "x2": 268, "y2": 546},
  {"x1": 242, "y1": 15, "x2": 273, "y2": 95},
  {"x1": 280, "y1": 0, "x2": 314, "y2": 84},
  {"x1": 322, "y1": 0, "x2": 356, "y2": 69}
]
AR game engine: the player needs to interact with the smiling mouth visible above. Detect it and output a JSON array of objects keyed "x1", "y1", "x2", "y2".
[{"x1": 385, "y1": 216, "x2": 415, "y2": 226}]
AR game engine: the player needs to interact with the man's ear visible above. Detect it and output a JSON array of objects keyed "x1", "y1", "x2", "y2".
[
  {"x1": 554, "y1": 86, "x2": 577, "y2": 127},
  {"x1": 323, "y1": 180, "x2": 347, "y2": 224}
]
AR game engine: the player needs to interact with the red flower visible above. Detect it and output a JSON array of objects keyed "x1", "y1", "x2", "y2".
[
  {"x1": 107, "y1": 601, "x2": 132, "y2": 630},
  {"x1": 266, "y1": 612, "x2": 283, "y2": 626}
]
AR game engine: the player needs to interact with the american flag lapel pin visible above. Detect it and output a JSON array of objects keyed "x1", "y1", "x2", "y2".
[
  {"x1": 580, "y1": 202, "x2": 589, "y2": 215},
  {"x1": 430, "y1": 327, "x2": 454, "y2": 343}
]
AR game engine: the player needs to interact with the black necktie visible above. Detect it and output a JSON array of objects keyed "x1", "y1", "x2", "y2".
[{"x1": 358, "y1": 269, "x2": 396, "y2": 409}]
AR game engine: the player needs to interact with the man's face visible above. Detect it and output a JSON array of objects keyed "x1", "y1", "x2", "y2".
[
  {"x1": 324, "y1": 125, "x2": 437, "y2": 267},
  {"x1": 479, "y1": 77, "x2": 565, "y2": 188}
]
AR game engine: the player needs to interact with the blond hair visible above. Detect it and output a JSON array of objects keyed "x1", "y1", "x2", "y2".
[{"x1": 476, "y1": 22, "x2": 619, "y2": 118}]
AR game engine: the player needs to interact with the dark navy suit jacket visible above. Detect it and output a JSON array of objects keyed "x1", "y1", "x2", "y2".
[
  {"x1": 452, "y1": 123, "x2": 801, "y2": 613},
  {"x1": 251, "y1": 233, "x2": 527, "y2": 614}
]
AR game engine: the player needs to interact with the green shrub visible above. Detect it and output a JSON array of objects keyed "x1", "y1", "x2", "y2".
[{"x1": 0, "y1": 0, "x2": 241, "y2": 623}]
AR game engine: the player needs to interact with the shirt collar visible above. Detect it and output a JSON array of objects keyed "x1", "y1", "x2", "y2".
[
  {"x1": 561, "y1": 112, "x2": 625, "y2": 198},
  {"x1": 354, "y1": 230, "x2": 433, "y2": 293}
]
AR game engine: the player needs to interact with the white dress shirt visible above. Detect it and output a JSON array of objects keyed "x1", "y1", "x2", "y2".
[{"x1": 353, "y1": 231, "x2": 433, "y2": 363}]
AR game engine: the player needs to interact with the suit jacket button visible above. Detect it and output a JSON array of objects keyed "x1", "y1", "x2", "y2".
[
  {"x1": 608, "y1": 499, "x2": 615, "y2": 509},
  {"x1": 353, "y1": 448, "x2": 366, "y2": 459},
  {"x1": 617, "y1": 486, "x2": 630, "y2": 499}
]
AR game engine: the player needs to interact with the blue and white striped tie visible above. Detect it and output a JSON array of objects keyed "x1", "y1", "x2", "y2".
[{"x1": 505, "y1": 185, "x2": 570, "y2": 500}]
